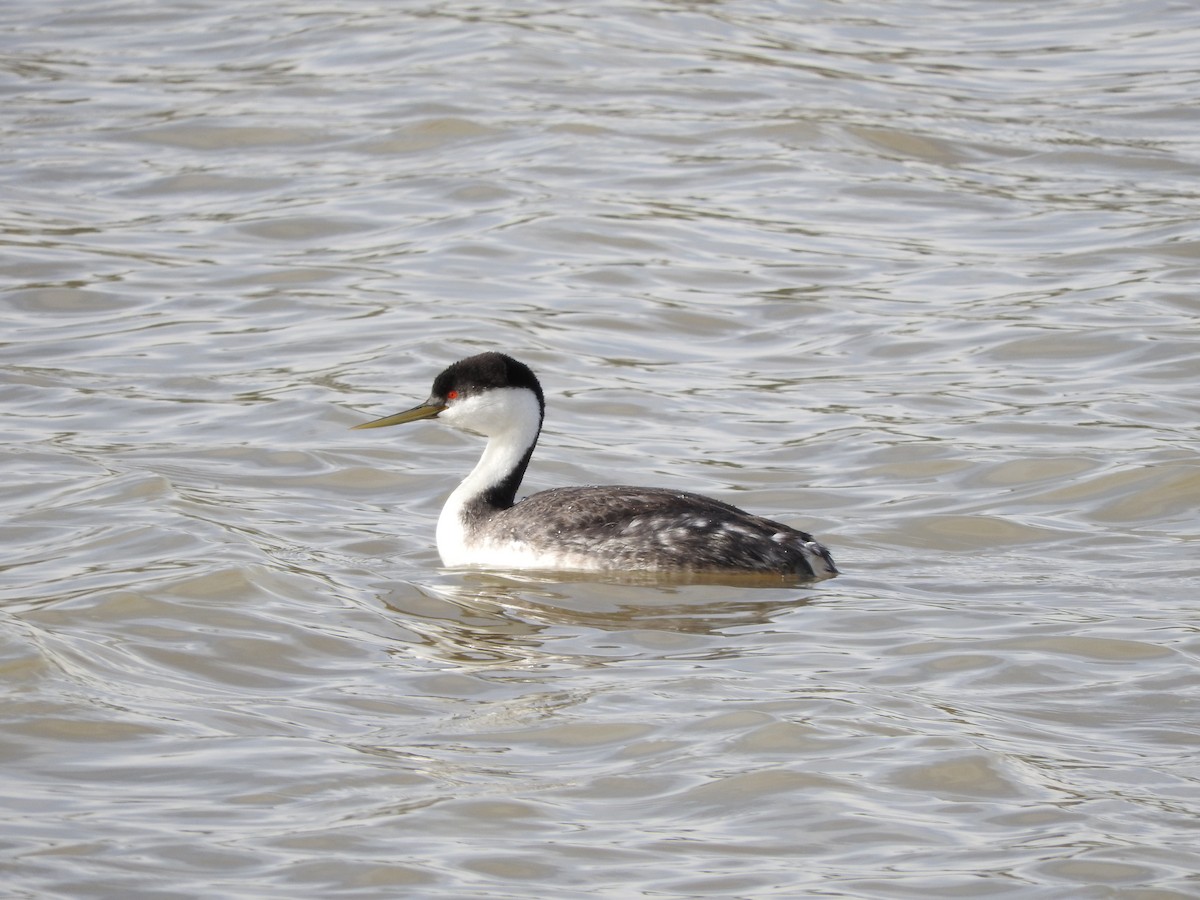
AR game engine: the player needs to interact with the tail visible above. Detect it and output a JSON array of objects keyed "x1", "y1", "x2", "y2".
[{"x1": 800, "y1": 537, "x2": 839, "y2": 581}]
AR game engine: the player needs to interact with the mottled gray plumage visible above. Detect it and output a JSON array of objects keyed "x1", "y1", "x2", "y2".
[{"x1": 464, "y1": 485, "x2": 836, "y2": 577}]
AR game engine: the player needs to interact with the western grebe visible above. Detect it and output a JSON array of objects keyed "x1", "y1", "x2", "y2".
[{"x1": 353, "y1": 352, "x2": 837, "y2": 580}]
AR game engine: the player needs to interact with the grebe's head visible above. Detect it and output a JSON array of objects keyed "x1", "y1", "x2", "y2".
[{"x1": 352, "y1": 352, "x2": 545, "y2": 438}]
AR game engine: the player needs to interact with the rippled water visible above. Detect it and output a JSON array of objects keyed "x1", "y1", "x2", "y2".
[{"x1": 3, "y1": 1, "x2": 1199, "y2": 897}]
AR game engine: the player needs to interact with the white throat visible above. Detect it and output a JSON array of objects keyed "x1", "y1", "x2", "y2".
[{"x1": 435, "y1": 387, "x2": 543, "y2": 566}]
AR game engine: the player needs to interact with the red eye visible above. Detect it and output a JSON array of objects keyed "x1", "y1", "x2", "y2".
[{"x1": 446, "y1": 389, "x2": 459, "y2": 400}]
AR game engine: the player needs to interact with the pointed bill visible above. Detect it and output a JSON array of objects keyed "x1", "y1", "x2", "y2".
[{"x1": 351, "y1": 402, "x2": 446, "y2": 430}]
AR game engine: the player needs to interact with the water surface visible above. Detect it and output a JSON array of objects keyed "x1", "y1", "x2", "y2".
[{"x1": 3, "y1": 1, "x2": 1199, "y2": 897}]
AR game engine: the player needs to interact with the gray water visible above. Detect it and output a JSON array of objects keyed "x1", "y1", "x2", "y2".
[{"x1": 3, "y1": 1, "x2": 1199, "y2": 897}]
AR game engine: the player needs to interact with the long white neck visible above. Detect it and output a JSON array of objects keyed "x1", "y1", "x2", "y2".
[{"x1": 435, "y1": 387, "x2": 543, "y2": 565}]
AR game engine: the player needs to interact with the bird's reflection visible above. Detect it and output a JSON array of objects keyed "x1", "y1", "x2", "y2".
[{"x1": 377, "y1": 569, "x2": 819, "y2": 669}]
